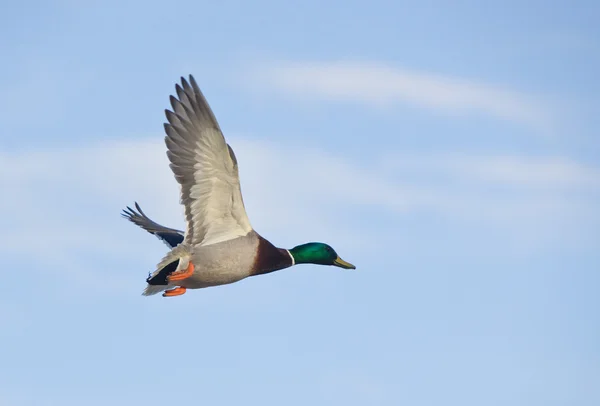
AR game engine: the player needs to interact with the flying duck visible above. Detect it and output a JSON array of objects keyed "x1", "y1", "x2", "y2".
[{"x1": 122, "y1": 75, "x2": 355, "y2": 297}]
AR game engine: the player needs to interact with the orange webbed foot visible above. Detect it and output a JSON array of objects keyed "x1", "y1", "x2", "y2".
[
  {"x1": 162, "y1": 287, "x2": 187, "y2": 297},
  {"x1": 167, "y1": 261, "x2": 195, "y2": 282}
]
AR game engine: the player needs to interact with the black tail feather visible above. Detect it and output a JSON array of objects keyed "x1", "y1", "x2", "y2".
[{"x1": 146, "y1": 259, "x2": 179, "y2": 285}]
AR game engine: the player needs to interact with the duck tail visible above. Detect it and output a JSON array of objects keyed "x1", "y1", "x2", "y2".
[
  {"x1": 142, "y1": 284, "x2": 170, "y2": 296},
  {"x1": 141, "y1": 244, "x2": 190, "y2": 296}
]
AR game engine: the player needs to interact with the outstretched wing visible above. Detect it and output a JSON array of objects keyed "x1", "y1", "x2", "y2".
[
  {"x1": 121, "y1": 202, "x2": 185, "y2": 248},
  {"x1": 164, "y1": 75, "x2": 253, "y2": 247}
]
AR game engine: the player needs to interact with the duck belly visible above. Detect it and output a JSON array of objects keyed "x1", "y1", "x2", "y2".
[{"x1": 181, "y1": 266, "x2": 251, "y2": 289}]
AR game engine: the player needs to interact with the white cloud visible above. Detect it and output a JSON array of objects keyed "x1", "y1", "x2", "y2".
[
  {"x1": 377, "y1": 152, "x2": 600, "y2": 248},
  {"x1": 249, "y1": 60, "x2": 551, "y2": 130},
  {"x1": 381, "y1": 152, "x2": 600, "y2": 190},
  {"x1": 0, "y1": 136, "x2": 597, "y2": 287}
]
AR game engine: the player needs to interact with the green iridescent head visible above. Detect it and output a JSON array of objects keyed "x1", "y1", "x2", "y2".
[{"x1": 289, "y1": 242, "x2": 356, "y2": 269}]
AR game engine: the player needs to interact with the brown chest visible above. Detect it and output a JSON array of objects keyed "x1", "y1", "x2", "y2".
[{"x1": 251, "y1": 236, "x2": 294, "y2": 276}]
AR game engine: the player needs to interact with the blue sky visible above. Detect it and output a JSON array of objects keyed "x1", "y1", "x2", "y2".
[{"x1": 1, "y1": 1, "x2": 599, "y2": 405}]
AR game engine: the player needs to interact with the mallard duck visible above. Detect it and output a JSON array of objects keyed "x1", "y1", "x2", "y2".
[{"x1": 123, "y1": 75, "x2": 355, "y2": 297}]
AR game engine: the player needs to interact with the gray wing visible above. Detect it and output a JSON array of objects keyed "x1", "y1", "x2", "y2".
[
  {"x1": 164, "y1": 75, "x2": 253, "y2": 247},
  {"x1": 121, "y1": 202, "x2": 185, "y2": 248}
]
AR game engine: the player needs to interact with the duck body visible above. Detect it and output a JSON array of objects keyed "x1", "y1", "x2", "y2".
[{"x1": 142, "y1": 231, "x2": 293, "y2": 295}]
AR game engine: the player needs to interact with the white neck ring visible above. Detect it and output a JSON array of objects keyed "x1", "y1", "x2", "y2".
[{"x1": 286, "y1": 250, "x2": 296, "y2": 266}]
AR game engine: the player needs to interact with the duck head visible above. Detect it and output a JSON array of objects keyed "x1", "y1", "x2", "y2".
[{"x1": 289, "y1": 242, "x2": 356, "y2": 269}]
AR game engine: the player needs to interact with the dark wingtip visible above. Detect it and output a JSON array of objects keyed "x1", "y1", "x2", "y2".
[
  {"x1": 134, "y1": 202, "x2": 148, "y2": 218},
  {"x1": 121, "y1": 206, "x2": 133, "y2": 218},
  {"x1": 121, "y1": 204, "x2": 143, "y2": 221},
  {"x1": 169, "y1": 95, "x2": 179, "y2": 110},
  {"x1": 189, "y1": 75, "x2": 199, "y2": 91}
]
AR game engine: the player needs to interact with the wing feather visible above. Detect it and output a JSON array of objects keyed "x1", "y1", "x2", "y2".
[
  {"x1": 164, "y1": 75, "x2": 252, "y2": 247},
  {"x1": 121, "y1": 203, "x2": 185, "y2": 248}
]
